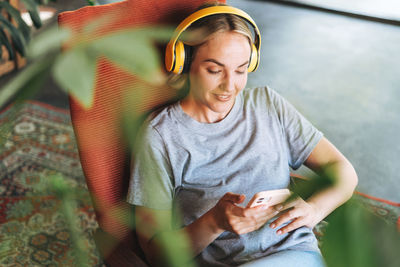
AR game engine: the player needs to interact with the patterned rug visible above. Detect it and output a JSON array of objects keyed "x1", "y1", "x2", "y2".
[
  {"x1": 0, "y1": 101, "x2": 104, "y2": 266},
  {"x1": 0, "y1": 101, "x2": 399, "y2": 266}
]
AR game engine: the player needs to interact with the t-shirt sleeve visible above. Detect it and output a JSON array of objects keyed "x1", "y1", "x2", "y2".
[
  {"x1": 268, "y1": 87, "x2": 323, "y2": 170},
  {"x1": 126, "y1": 122, "x2": 174, "y2": 210}
]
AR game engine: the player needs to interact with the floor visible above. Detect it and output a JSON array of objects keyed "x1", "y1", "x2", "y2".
[
  {"x1": 1, "y1": 0, "x2": 399, "y2": 202},
  {"x1": 288, "y1": 0, "x2": 400, "y2": 21},
  {"x1": 230, "y1": 0, "x2": 400, "y2": 202}
]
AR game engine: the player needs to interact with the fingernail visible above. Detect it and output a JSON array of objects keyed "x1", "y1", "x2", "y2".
[
  {"x1": 275, "y1": 204, "x2": 283, "y2": 211},
  {"x1": 277, "y1": 230, "x2": 282, "y2": 235},
  {"x1": 270, "y1": 223, "x2": 275, "y2": 229}
]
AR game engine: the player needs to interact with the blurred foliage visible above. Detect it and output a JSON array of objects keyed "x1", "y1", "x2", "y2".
[
  {"x1": 47, "y1": 174, "x2": 92, "y2": 267},
  {"x1": 289, "y1": 163, "x2": 337, "y2": 201},
  {"x1": 0, "y1": 0, "x2": 100, "y2": 145},
  {"x1": 86, "y1": 0, "x2": 97, "y2": 6},
  {"x1": 0, "y1": 0, "x2": 105, "y2": 61},
  {"x1": 323, "y1": 197, "x2": 400, "y2": 267},
  {"x1": 0, "y1": 237, "x2": 13, "y2": 262},
  {"x1": 0, "y1": 0, "x2": 42, "y2": 59},
  {"x1": 0, "y1": 8, "x2": 399, "y2": 267},
  {"x1": 290, "y1": 165, "x2": 400, "y2": 267},
  {"x1": 0, "y1": 22, "x2": 173, "y2": 108}
]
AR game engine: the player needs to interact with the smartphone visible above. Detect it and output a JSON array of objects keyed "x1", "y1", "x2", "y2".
[{"x1": 246, "y1": 189, "x2": 291, "y2": 208}]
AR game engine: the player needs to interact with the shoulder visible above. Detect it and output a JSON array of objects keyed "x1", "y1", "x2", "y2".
[
  {"x1": 241, "y1": 86, "x2": 283, "y2": 109},
  {"x1": 242, "y1": 85, "x2": 282, "y2": 100},
  {"x1": 136, "y1": 103, "x2": 178, "y2": 144},
  {"x1": 143, "y1": 102, "x2": 180, "y2": 133}
]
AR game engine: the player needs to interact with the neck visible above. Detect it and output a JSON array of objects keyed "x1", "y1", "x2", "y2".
[{"x1": 180, "y1": 96, "x2": 234, "y2": 123}]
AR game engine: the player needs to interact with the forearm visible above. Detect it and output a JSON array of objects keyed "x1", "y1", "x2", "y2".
[
  {"x1": 184, "y1": 208, "x2": 225, "y2": 255},
  {"x1": 143, "y1": 208, "x2": 223, "y2": 266},
  {"x1": 307, "y1": 160, "x2": 358, "y2": 221}
]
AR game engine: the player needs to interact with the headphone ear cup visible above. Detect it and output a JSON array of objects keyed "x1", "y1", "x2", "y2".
[
  {"x1": 174, "y1": 41, "x2": 185, "y2": 74},
  {"x1": 247, "y1": 43, "x2": 258, "y2": 72},
  {"x1": 182, "y1": 44, "x2": 193, "y2": 74}
]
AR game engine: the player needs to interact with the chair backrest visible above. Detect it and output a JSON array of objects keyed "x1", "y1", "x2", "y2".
[{"x1": 58, "y1": 0, "x2": 225, "y2": 265}]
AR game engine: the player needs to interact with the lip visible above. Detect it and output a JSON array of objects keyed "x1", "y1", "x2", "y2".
[{"x1": 214, "y1": 94, "x2": 232, "y2": 102}]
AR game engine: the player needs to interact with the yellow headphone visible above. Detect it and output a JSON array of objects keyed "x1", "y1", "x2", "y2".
[{"x1": 165, "y1": 6, "x2": 261, "y2": 74}]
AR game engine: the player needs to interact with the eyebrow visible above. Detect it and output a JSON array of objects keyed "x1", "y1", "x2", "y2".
[{"x1": 203, "y1": 59, "x2": 249, "y2": 68}]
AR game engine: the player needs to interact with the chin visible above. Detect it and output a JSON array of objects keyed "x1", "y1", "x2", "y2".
[{"x1": 210, "y1": 101, "x2": 234, "y2": 114}]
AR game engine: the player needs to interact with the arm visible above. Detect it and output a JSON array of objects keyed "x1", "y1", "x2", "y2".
[
  {"x1": 132, "y1": 123, "x2": 279, "y2": 265},
  {"x1": 136, "y1": 193, "x2": 280, "y2": 266},
  {"x1": 270, "y1": 137, "x2": 358, "y2": 234},
  {"x1": 135, "y1": 205, "x2": 222, "y2": 266},
  {"x1": 304, "y1": 137, "x2": 358, "y2": 219}
]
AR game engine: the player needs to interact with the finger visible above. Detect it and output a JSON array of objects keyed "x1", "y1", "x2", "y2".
[
  {"x1": 230, "y1": 204, "x2": 247, "y2": 217},
  {"x1": 239, "y1": 205, "x2": 269, "y2": 219},
  {"x1": 233, "y1": 215, "x2": 271, "y2": 235},
  {"x1": 234, "y1": 205, "x2": 273, "y2": 219},
  {"x1": 232, "y1": 206, "x2": 281, "y2": 234},
  {"x1": 246, "y1": 206, "x2": 281, "y2": 225},
  {"x1": 269, "y1": 207, "x2": 305, "y2": 229},
  {"x1": 250, "y1": 204, "x2": 278, "y2": 212},
  {"x1": 254, "y1": 210, "x2": 277, "y2": 225},
  {"x1": 223, "y1": 192, "x2": 245, "y2": 204},
  {"x1": 230, "y1": 206, "x2": 280, "y2": 232},
  {"x1": 276, "y1": 217, "x2": 305, "y2": 235},
  {"x1": 254, "y1": 206, "x2": 280, "y2": 220},
  {"x1": 242, "y1": 208, "x2": 278, "y2": 228}
]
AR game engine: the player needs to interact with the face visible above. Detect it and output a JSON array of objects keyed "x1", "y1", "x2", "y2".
[{"x1": 182, "y1": 31, "x2": 251, "y2": 123}]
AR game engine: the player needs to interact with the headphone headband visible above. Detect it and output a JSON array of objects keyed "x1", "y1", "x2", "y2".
[{"x1": 165, "y1": 6, "x2": 261, "y2": 73}]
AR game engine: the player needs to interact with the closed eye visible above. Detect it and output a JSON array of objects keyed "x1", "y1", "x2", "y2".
[{"x1": 207, "y1": 69, "x2": 221, "y2": 74}]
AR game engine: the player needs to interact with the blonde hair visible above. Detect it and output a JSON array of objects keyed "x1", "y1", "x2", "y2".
[{"x1": 167, "y1": 2, "x2": 254, "y2": 92}]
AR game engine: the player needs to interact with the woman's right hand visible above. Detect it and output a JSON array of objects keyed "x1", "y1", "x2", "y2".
[{"x1": 210, "y1": 192, "x2": 280, "y2": 235}]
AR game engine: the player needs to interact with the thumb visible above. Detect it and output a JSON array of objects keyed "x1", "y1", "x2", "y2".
[{"x1": 223, "y1": 192, "x2": 245, "y2": 204}]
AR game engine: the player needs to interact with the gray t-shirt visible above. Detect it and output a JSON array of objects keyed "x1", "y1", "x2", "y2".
[{"x1": 127, "y1": 86, "x2": 323, "y2": 266}]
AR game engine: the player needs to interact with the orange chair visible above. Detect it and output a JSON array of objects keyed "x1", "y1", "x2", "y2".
[{"x1": 58, "y1": 0, "x2": 224, "y2": 265}]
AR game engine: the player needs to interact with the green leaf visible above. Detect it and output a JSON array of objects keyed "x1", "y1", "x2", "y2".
[
  {"x1": 88, "y1": 27, "x2": 172, "y2": 84},
  {"x1": 289, "y1": 163, "x2": 337, "y2": 203},
  {"x1": 21, "y1": 0, "x2": 42, "y2": 28},
  {"x1": 0, "y1": 16, "x2": 27, "y2": 56},
  {"x1": 82, "y1": 12, "x2": 118, "y2": 35},
  {"x1": 353, "y1": 195, "x2": 400, "y2": 267},
  {"x1": 0, "y1": 237, "x2": 13, "y2": 260},
  {"x1": 86, "y1": 0, "x2": 98, "y2": 6},
  {"x1": 0, "y1": 2, "x2": 31, "y2": 42},
  {"x1": 0, "y1": 56, "x2": 54, "y2": 108},
  {"x1": 130, "y1": 26, "x2": 175, "y2": 41},
  {"x1": 48, "y1": 174, "x2": 92, "y2": 267},
  {"x1": 0, "y1": 28, "x2": 15, "y2": 60},
  {"x1": 53, "y1": 48, "x2": 97, "y2": 109},
  {"x1": 27, "y1": 26, "x2": 70, "y2": 58},
  {"x1": 321, "y1": 199, "x2": 381, "y2": 267},
  {"x1": 13, "y1": 61, "x2": 51, "y2": 104},
  {"x1": 33, "y1": 0, "x2": 49, "y2": 4},
  {"x1": 90, "y1": 29, "x2": 161, "y2": 83}
]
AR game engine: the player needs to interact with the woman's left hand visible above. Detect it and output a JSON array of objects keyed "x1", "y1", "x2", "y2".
[{"x1": 269, "y1": 197, "x2": 323, "y2": 235}]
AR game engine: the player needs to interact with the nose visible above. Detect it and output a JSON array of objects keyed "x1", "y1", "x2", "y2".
[{"x1": 221, "y1": 72, "x2": 235, "y2": 93}]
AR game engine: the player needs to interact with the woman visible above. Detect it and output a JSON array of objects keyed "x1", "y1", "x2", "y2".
[{"x1": 127, "y1": 3, "x2": 358, "y2": 266}]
